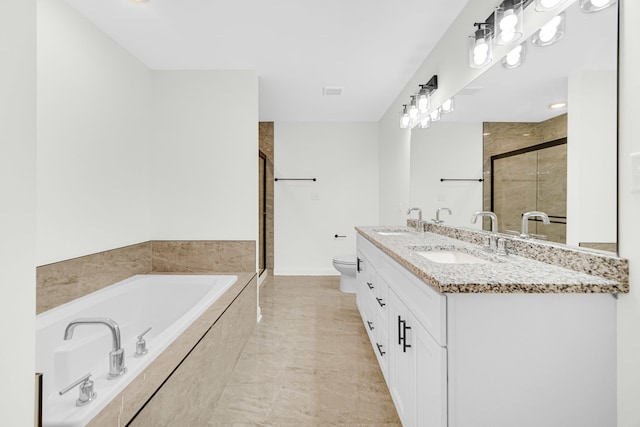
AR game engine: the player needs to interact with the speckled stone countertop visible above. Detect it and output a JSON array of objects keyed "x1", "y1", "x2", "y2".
[{"x1": 356, "y1": 225, "x2": 628, "y2": 294}]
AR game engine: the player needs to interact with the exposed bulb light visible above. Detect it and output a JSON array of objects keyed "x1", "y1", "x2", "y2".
[
  {"x1": 430, "y1": 109, "x2": 441, "y2": 122},
  {"x1": 534, "y1": 0, "x2": 568, "y2": 11},
  {"x1": 418, "y1": 116, "x2": 431, "y2": 129},
  {"x1": 440, "y1": 98, "x2": 455, "y2": 114},
  {"x1": 418, "y1": 86, "x2": 430, "y2": 113},
  {"x1": 399, "y1": 105, "x2": 410, "y2": 129},
  {"x1": 580, "y1": 0, "x2": 616, "y2": 12},
  {"x1": 503, "y1": 43, "x2": 526, "y2": 68},
  {"x1": 469, "y1": 23, "x2": 493, "y2": 68},
  {"x1": 549, "y1": 102, "x2": 567, "y2": 109},
  {"x1": 532, "y1": 13, "x2": 565, "y2": 46},
  {"x1": 495, "y1": 0, "x2": 523, "y2": 46},
  {"x1": 409, "y1": 96, "x2": 419, "y2": 120}
]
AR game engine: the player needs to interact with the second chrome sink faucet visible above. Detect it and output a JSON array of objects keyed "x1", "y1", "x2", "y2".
[
  {"x1": 470, "y1": 211, "x2": 507, "y2": 255},
  {"x1": 64, "y1": 317, "x2": 127, "y2": 380},
  {"x1": 406, "y1": 207, "x2": 427, "y2": 232}
]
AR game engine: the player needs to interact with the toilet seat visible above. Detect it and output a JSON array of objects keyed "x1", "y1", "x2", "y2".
[{"x1": 333, "y1": 255, "x2": 356, "y2": 266}]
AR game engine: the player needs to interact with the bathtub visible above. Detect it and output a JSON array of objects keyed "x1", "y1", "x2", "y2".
[{"x1": 35, "y1": 274, "x2": 238, "y2": 427}]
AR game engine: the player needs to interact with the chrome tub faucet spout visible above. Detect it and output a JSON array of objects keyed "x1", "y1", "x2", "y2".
[{"x1": 64, "y1": 317, "x2": 127, "y2": 380}]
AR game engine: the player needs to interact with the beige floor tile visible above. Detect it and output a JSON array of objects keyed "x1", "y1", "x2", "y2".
[{"x1": 207, "y1": 275, "x2": 400, "y2": 426}]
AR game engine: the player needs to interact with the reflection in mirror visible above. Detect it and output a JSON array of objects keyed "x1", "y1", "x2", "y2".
[{"x1": 409, "y1": 1, "x2": 617, "y2": 252}]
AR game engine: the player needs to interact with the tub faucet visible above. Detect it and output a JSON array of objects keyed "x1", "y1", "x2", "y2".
[
  {"x1": 432, "y1": 207, "x2": 452, "y2": 224},
  {"x1": 64, "y1": 317, "x2": 127, "y2": 380},
  {"x1": 520, "y1": 211, "x2": 550, "y2": 239},
  {"x1": 471, "y1": 211, "x2": 499, "y2": 251}
]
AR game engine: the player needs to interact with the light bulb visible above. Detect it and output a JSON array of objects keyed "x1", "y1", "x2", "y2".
[
  {"x1": 591, "y1": 0, "x2": 609, "y2": 6},
  {"x1": 533, "y1": 13, "x2": 564, "y2": 46},
  {"x1": 440, "y1": 98, "x2": 454, "y2": 114},
  {"x1": 540, "y1": 0, "x2": 560, "y2": 6},
  {"x1": 418, "y1": 93, "x2": 429, "y2": 112},
  {"x1": 400, "y1": 114, "x2": 410, "y2": 128},
  {"x1": 505, "y1": 45, "x2": 522, "y2": 66},
  {"x1": 418, "y1": 116, "x2": 431, "y2": 129},
  {"x1": 473, "y1": 40, "x2": 489, "y2": 65},
  {"x1": 499, "y1": 10, "x2": 518, "y2": 32},
  {"x1": 430, "y1": 109, "x2": 441, "y2": 122}
]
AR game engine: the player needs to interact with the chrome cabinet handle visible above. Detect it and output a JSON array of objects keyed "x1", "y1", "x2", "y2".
[
  {"x1": 357, "y1": 257, "x2": 363, "y2": 272},
  {"x1": 367, "y1": 282, "x2": 374, "y2": 290},
  {"x1": 376, "y1": 297, "x2": 385, "y2": 307},
  {"x1": 398, "y1": 316, "x2": 412, "y2": 352},
  {"x1": 376, "y1": 343, "x2": 386, "y2": 356}
]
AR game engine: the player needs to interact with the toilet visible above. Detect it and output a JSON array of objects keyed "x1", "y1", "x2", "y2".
[{"x1": 332, "y1": 255, "x2": 358, "y2": 293}]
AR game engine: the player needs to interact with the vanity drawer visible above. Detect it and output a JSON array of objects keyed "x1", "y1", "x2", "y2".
[{"x1": 377, "y1": 252, "x2": 447, "y2": 346}]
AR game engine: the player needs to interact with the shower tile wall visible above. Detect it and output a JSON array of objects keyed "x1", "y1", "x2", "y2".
[
  {"x1": 37, "y1": 241, "x2": 256, "y2": 313},
  {"x1": 259, "y1": 122, "x2": 274, "y2": 273},
  {"x1": 483, "y1": 114, "x2": 567, "y2": 242}
]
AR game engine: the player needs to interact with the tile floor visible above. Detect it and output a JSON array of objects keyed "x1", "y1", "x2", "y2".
[{"x1": 208, "y1": 275, "x2": 401, "y2": 426}]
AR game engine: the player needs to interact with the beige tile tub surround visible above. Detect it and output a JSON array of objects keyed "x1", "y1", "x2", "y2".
[
  {"x1": 88, "y1": 273, "x2": 257, "y2": 426},
  {"x1": 36, "y1": 242, "x2": 152, "y2": 314},
  {"x1": 151, "y1": 240, "x2": 255, "y2": 273},
  {"x1": 37, "y1": 240, "x2": 256, "y2": 313}
]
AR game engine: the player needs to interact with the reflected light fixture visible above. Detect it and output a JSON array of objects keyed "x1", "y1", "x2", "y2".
[
  {"x1": 469, "y1": 22, "x2": 494, "y2": 68},
  {"x1": 532, "y1": 12, "x2": 565, "y2": 46},
  {"x1": 503, "y1": 43, "x2": 526, "y2": 68},
  {"x1": 399, "y1": 105, "x2": 410, "y2": 129},
  {"x1": 418, "y1": 116, "x2": 431, "y2": 129},
  {"x1": 430, "y1": 109, "x2": 441, "y2": 122},
  {"x1": 409, "y1": 96, "x2": 419, "y2": 121},
  {"x1": 580, "y1": 0, "x2": 616, "y2": 12},
  {"x1": 495, "y1": 0, "x2": 524, "y2": 45},
  {"x1": 440, "y1": 98, "x2": 455, "y2": 114},
  {"x1": 534, "y1": 0, "x2": 569, "y2": 11}
]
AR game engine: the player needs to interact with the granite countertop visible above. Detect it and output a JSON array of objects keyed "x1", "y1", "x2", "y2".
[{"x1": 356, "y1": 226, "x2": 624, "y2": 294}]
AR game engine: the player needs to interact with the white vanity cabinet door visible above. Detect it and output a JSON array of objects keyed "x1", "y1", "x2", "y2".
[{"x1": 388, "y1": 288, "x2": 447, "y2": 427}]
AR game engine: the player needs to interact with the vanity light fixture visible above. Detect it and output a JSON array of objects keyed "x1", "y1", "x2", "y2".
[
  {"x1": 579, "y1": 0, "x2": 616, "y2": 12},
  {"x1": 503, "y1": 43, "x2": 526, "y2": 68},
  {"x1": 495, "y1": 0, "x2": 524, "y2": 45},
  {"x1": 469, "y1": 22, "x2": 494, "y2": 68},
  {"x1": 418, "y1": 87, "x2": 430, "y2": 113},
  {"x1": 534, "y1": 0, "x2": 569, "y2": 11},
  {"x1": 399, "y1": 105, "x2": 411, "y2": 129},
  {"x1": 531, "y1": 12, "x2": 565, "y2": 46},
  {"x1": 440, "y1": 97, "x2": 455, "y2": 114}
]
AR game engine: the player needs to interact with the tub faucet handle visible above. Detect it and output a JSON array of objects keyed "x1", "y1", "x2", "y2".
[
  {"x1": 135, "y1": 327, "x2": 152, "y2": 357},
  {"x1": 59, "y1": 373, "x2": 97, "y2": 407}
]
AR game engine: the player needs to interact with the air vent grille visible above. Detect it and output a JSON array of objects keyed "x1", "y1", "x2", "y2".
[{"x1": 323, "y1": 86, "x2": 344, "y2": 96}]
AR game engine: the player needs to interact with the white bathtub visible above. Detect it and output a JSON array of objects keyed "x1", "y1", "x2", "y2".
[{"x1": 36, "y1": 274, "x2": 238, "y2": 427}]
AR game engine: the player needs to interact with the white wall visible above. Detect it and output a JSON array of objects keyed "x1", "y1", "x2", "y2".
[
  {"x1": 617, "y1": 0, "x2": 640, "y2": 424},
  {"x1": 275, "y1": 122, "x2": 378, "y2": 275},
  {"x1": 150, "y1": 71, "x2": 258, "y2": 245},
  {"x1": 0, "y1": 1, "x2": 36, "y2": 424},
  {"x1": 566, "y1": 70, "x2": 617, "y2": 247},
  {"x1": 37, "y1": 0, "x2": 152, "y2": 265},
  {"x1": 409, "y1": 123, "x2": 483, "y2": 228}
]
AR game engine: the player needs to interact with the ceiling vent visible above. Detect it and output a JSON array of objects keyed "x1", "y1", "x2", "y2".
[{"x1": 322, "y1": 86, "x2": 344, "y2": 96}]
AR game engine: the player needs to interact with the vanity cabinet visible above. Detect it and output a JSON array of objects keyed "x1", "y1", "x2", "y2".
[{"x1": 356, "y1": 232, "x2": 617, "y2": 427}]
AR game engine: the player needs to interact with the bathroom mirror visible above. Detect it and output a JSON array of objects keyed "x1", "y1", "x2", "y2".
[{"x1": 409, "y1": 1, "x2": 618, "y2": 252}]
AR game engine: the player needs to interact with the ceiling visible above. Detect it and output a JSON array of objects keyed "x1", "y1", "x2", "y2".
[{"x1": 62, "y1": 0, "x2": 470, "y2": 122}]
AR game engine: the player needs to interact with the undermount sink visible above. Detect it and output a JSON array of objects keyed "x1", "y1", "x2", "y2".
[{"x1": 414, "y1": 250, "x2": 491, "y2": 265}]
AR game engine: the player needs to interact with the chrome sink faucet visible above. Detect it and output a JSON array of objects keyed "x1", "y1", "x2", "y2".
[
  {"x1": 471, "y1": 211, "x2": 499, "y2": 251},
  {"x1": 520, "y1": 211, "x2": 550, "y2": 239},
  {"x1": 406, "y1": 207, "x2": 427, "y2": 231},
  {"x1": 64, "y1": 318, "x2": 127, "y2": 380},
  {"x1": 432, "y1": 207, "x2": 452, "y2": 224}
]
